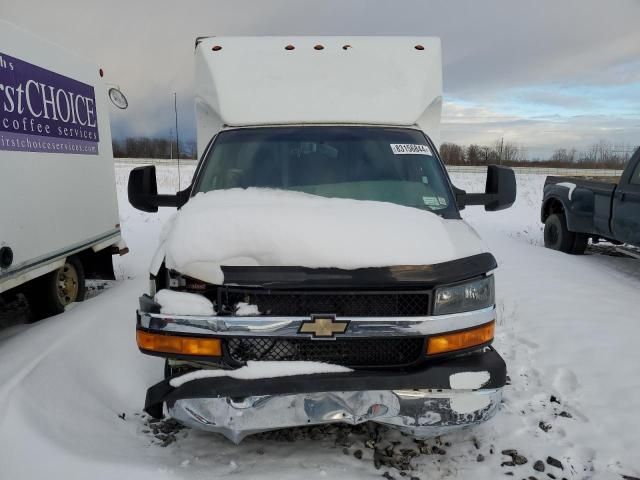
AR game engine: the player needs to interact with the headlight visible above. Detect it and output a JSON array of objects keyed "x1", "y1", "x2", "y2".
[{"x1": 434, "y1": 275, "x2": 494, "y2": 315}]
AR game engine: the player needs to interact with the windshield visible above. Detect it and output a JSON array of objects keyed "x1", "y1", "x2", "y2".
[{"x1": 193, "y1": 126, "x2": 458, "y2": 217}]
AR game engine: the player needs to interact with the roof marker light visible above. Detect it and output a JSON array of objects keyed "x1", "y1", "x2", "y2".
[
  {"x1": 212, "y1": 45, "x2": 222, "y2": 51},
  {"x1": 285, "y1": 44, "x2": 295, "y2": 51},
  {"x1": 314, "y1": 44, "x2": 324, "y2": 50},
  {"x1": 415, "y1": 45, "x2": 425, "y2": 51},
  {"x1": 342, "y1": 45, "x2": 351, "y2": 50}
]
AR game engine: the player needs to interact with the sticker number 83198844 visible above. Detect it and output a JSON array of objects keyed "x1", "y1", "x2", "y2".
[{"x1": 390, "y1": 144, "x2": 432, "y2": 155}]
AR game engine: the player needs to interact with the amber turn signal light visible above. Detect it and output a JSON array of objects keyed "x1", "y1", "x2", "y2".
[
  {"x1": 136, "y1": 330, "x2": 222, "y2": 357},
  {"x1": 427, "y1": 321, "x2": 495, "y2": 355}
]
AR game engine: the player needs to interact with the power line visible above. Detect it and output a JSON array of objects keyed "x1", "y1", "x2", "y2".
[{"x1": 174, "y1": 92, "x2": 181, "y2": 190}]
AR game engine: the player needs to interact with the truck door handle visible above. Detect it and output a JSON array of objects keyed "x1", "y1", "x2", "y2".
[
  {"x1": 617, "y1": 191, "x2": 640, "y2": 201},
  {"x1": 625, "y1": 192, "x2": 640, "y2": 201}
]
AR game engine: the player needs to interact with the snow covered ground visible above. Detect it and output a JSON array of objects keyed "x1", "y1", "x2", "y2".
[{"x1": 0, "y1": 166, "x2": 638, "y2": 480}]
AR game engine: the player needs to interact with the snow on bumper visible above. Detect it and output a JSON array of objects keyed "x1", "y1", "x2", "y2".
[{"x1": 144, "y1": 349, "x2": 506, "y2": 443}]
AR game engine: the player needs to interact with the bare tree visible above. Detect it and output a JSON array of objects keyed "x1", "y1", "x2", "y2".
[
  {"x1": 111, "y1": 137, "x2": 197, "y2": 159},
  {"x1": 440, "y1": 143, "x2": 466, "y2": 165},
  {"x1": 466, "y1": 144, "x2": 481, "y2": 165},
  {"x1": 550, "y1": 148, "x2": 577, "y2": 164}
]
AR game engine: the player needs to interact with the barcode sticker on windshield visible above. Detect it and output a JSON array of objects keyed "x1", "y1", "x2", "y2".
[{"x1": 390, "y1": 144, "x2": 432, "y2": 155}]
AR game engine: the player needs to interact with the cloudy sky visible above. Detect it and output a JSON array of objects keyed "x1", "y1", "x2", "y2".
[{"x1": 3, "y1": 0, "x2": 639, "y2": 157}]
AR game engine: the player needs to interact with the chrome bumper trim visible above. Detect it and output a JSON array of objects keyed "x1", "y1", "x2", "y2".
[
  {"x1": 168, "y1": 387, "x2": 502, "y2": 443},
  {"x1": 138, "y1": 306, "x2": 495, "y2": 338}
]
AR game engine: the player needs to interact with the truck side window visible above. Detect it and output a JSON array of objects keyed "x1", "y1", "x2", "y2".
[{"x1": 630, "y1": 160, "x2": 640, "y2": 185}]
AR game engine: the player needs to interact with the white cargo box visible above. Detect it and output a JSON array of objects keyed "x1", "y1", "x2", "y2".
[
  {"x1": 194, "y1": 36, "x2": 442, "y2": 156},
  {"x1": 0, "y1": 20, "x2": 123, "y2": 296}
]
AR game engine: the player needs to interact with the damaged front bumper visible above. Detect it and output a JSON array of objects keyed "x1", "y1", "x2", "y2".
[{"x1": 145, "y1": 348, "x2": 506, "y2": 443}]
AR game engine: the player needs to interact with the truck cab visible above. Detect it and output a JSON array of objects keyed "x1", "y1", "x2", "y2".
[
  {"x1": 128, "y1": 37, "x2": 516, "y2": 443},
  {"x1": 614, "y1": 150, "x2": 640, "y2": 246}
]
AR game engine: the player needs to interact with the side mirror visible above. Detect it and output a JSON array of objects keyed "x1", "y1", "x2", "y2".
[
  {"x1": 128, "y1": 165, "x2": 190, "y2": 212},
  {"x1": 456, "y1": 165, "x2": 516, "y2": 211}
]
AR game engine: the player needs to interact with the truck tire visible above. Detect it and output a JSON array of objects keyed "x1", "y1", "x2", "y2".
[
  {"x1": 27, "y1": 256, "x2": 86, "y2": 320},
  {"x1": 544, "y1": 213, "x2": 576, "y2": 253}
]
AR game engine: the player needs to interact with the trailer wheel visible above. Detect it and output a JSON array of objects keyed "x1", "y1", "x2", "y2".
[
  {"x1": 544, "y1": 213, "x2": 576, "y2": 253},
  {"x1": 28, "y1": 256, "x2": 86, "y2": 320}
]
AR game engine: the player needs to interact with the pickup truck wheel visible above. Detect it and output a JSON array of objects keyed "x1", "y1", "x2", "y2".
[
  {"x1": 544, "y1": 213, "x2": 576, "y2": 253},
  {"x1": 27, "y1": 256, "x2": 86, "y2": 320}
]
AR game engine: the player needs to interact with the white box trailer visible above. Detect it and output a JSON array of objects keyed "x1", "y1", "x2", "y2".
[
  {"x1": 194, "y1": 36, "x2": 443, "y2": 157},
  {"x1": 0, "y1": 20, "x2": 126, "y2": 319}
]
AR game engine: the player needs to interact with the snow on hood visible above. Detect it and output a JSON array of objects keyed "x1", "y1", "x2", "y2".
[{"x1": 152, "y1": 188, "x2": 486, "y2": 284}]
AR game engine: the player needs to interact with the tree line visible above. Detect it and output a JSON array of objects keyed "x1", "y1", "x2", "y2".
[
  {"x1": 439, "y1": 140, "x2": 637, "y2": 169},
  {"x1": 112, "y1": 136, "x2": 637, "y2": 169},
  {"x1": 112, "y1": 137, "x2": 197, "y2": 159}
]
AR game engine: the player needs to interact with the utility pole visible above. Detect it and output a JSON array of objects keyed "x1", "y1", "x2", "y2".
[
  {"x1": 169, "y1": 128, "x2": 173, "y2": 160},
  {"x1": 174, "y1": 92, "x2": 181, "y2": 189}
]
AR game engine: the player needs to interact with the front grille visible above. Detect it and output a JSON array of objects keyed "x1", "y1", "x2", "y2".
[
  {"x1": 222, "y1": 290, "x2": 431, "y2": 317},
  {"x1": 226, "y1": 337, "x2": 425, "y2": 367}
]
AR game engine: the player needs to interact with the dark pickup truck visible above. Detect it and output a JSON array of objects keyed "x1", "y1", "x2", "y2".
[{"x1": 541, "y1": 147, "x2": 640, "y2": 254}]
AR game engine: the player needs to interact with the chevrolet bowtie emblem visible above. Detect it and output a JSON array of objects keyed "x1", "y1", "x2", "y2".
[{"x1": 299, "y1": 314, "x2": 349, "y2": 339}]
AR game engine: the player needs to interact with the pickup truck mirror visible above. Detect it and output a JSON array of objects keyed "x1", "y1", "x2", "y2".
[
  {"x1": 455, "y1": 165, "x2": 516, "y2": 211},
  {"x1": 128, "y1": 165, "x2": 190, "y2": 212}
]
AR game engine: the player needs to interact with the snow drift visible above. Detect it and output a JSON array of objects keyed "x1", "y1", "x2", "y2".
[
  {"x1": 155, "y1": 188, "x2": 485, "y2": 284},
  {"x1": 1, "y1": 167, "x2": 639, "y2": 479}
]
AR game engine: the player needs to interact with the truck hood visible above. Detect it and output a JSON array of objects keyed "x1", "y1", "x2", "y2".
[{"x1": 150, "y1": 188, "x2": 487, "y2": 284}]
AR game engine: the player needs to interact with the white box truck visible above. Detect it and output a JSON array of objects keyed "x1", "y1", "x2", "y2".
[
  {"x1": 0, "y1": 20, "x2": 127, "y2": 319},
  {"x1": 128, "y1": 37, "x2": 516, "y2": 443}
]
